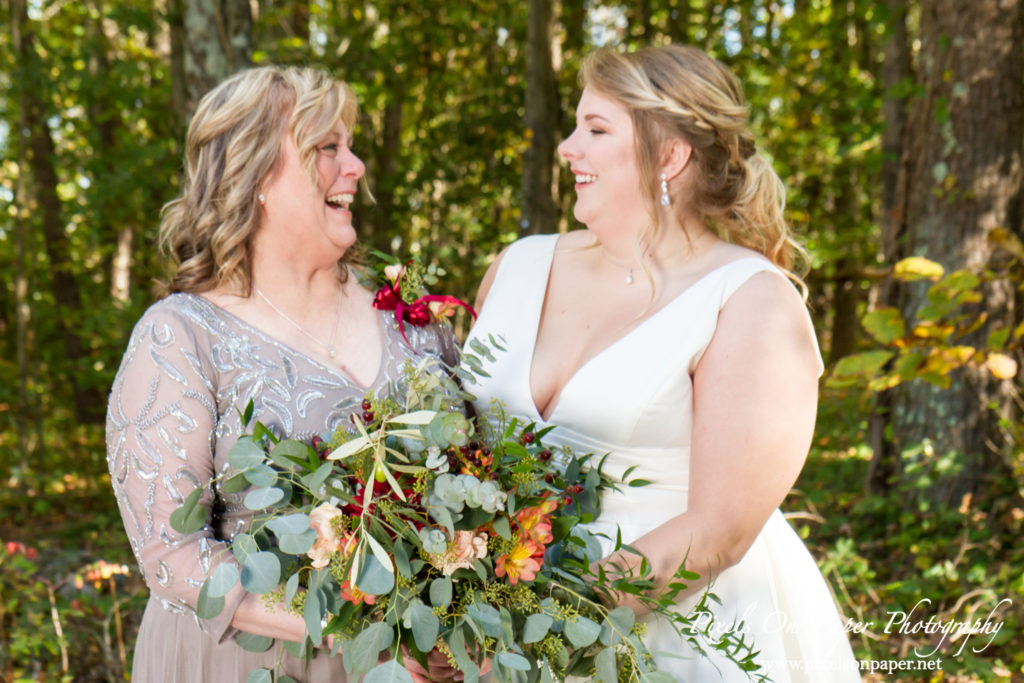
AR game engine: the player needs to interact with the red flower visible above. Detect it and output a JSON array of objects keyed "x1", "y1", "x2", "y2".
[
  {"x1": 372, "y1": 283, "x2": 402, "y2": 311},
  {"x1": 404, "y1": 302, "x2": 432, "y2": 327}
]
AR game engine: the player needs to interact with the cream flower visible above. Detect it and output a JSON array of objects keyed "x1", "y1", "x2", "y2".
[
  {"x1": 307, "y1": 503, "x2": 344, "y2": 569},
  {"x1": 434, "y1": 530, "x2": 489, "y2": 575},
  {"x1": 383, "y1": 264, "x2": 406, "y2": 284}
]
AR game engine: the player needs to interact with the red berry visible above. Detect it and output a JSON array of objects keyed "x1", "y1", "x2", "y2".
[
  {"x1": 362, "y1": 399, "x2": 373, "y2": 410},
  {"x1": 538, "y1": 449, "x2": 552, "y2": 461},
  {"x1": 523, "y1": 432, "x2": 536, "y2": 444},
  {"x1": 362, "y1": 411, "x2": 374, "y2": 422},
  {"x1": 311, "y1": 435, "x2": 323, "y2": 448},
  {"x1": 563, "y1": 495, "x2": 573, "y2": 506},
  {"x1": 544, "y1": 473, "x2": 556, "y2": 484},
  {"x1": 573, "y1": 483, "x2": 585, "y2": 494}
]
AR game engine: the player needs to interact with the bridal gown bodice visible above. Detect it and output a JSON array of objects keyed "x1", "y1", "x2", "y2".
[{"x1": 464, "y1": 234, "x2": 859, "y2": 682}]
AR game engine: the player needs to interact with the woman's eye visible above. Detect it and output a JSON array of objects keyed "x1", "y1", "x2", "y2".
[
  {"x1": 588, "y1": 129, "x2": 606, "y2": 136},
  {"x1": 322, "y1": 143, "x2": 339, "y2": 153}
]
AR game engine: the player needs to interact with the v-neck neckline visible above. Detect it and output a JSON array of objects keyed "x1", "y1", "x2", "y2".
[
  {"x1": 188, "y1": 293, "x2": 388, "y2": 392},
  {"x1": 525, "y1": 236, "x2": 768, "y2": 422}
]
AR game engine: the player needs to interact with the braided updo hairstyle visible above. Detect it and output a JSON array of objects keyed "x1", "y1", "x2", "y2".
[
  {"x1": 580, "y1": 45, "x2": 806, "y2": 288},
  {"x1": 158, "y1": 66, "x2": 359, "y2": 297}
]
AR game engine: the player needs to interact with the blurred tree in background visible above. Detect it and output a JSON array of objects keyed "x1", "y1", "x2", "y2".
[{"x1": 1, "y1": 0, "x2": 1022, "y2": 679}]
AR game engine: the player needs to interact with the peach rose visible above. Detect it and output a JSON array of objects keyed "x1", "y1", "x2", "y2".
[
  {"x1": 307, "y1": 503, "x2": 345, "y2": 569},
  {"x1": 435, "y1": 530, "x2": 489, "y2": 575},
  {"x1": 383, "y1": 264, "x2": 406, "y2": 284}
]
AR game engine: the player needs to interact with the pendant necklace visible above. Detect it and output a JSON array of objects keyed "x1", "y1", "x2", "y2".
[{"x1": 254, "y1": 285, "x2": 343, "y2": 359}]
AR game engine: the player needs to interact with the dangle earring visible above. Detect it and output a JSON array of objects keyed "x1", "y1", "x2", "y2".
[{"x1": 659, "y1": 173, "x2": 670, "y2": 207}]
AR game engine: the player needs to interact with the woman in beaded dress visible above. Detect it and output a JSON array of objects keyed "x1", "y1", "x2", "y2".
[
  {"x1": 106, "y1": 66, "x2": 456, "y2": 682},
  {"x1": 464, "y1": 46, "x2": 859, "y2": 681}
]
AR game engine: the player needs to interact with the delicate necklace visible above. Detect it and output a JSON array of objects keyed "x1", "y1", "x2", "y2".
[{"x1": 254, "y1": 285, "x2": 343, "y2": 358}]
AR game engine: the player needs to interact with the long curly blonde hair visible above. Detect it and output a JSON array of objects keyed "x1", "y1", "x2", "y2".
[
  {"x1": 580, "y1": 45, "x2": 807, "y2": 291},
  {"x1": 158, "y1": 65, "x2": 359, "y2": 296}
]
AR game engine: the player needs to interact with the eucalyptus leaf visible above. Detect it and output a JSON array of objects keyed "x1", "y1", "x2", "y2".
[
  {"x1": 564, "y1": 617, "x2": 601, "y2": 648},
  {"x1": 393, "y1": 541, "x2": 412, "y2": 577},
  {"x1": 595, "y1": 647, "x2": 616, "y2": 682},
  {"x1": 350, "y1": 623, "x2": 394, "y2": 675},
  {"x1": 492, "y1": 515, "x2": 512, "y2": 541},
  {"x1": 303, "y1": 461, "x2": 334, "y2": 494},
  {"x1": 220, "y1": 471, "x2": 251, "y2": 494},
  {"x1": 240, "y1": 551, "x2": 281, "y2": 594},
  {"x1": 243, "y1": 486, "x2": 285, "y2": 510},
  {"x1": 356, "y1": 553, "x2": 396, "y2": 595},
  {"x1": 229, "y1": 437, "x2": 266, "y2": 470},
  {"x1": 446, "y1": 627, "x2": 479, "y2": 683},
  {"x1": 279, "y1": 528, "x2": 317, "y2": 555},
  {"x1": 466, "y1": 603, "x2": 502, "y2": 638},
  {"x1": 600, "y1": 606, "x2": 636, "y2": 646},
  {"x1": 497, "y1": 652, "x2": 531, "y2": 671},
  {"x1": 271, "y1": 438, "x2": 312, "y2": 467},
  {"x1": 304, "y1": 588, "x2": 323, "y2": 646},
  {"x1": 169, "y1": 487, "x2": 205, "y2": 534},
  {"x1": 246, "y1": 668, "x2": 273, "y2": 683},
  {"x1": 430, "y1": 577, "x2": 452, "y2": 608},
  {"x1": 523, "y1": 613, "x2": 553, "y2": 643},
  {"x1": 365, "y1": 660, "x2": 415, "y2": 683},
  {"x1": 235, "y1": 632, "x2": 274, "y2": 653},
  {"x1": 243, "y1": 463, "x2": 277, "y2": 488},
  {"x1": 231, "y1": 532, "x2": 258, "y2": 565},
  {"x1": 266, "y1": 513, "x2": 310, "y2": 537},
  {"x1": 196, "y1": 579, "x2": 225, "y2": 619},
  {"x1": 407, "y1": 603, "x2": 440, "y2": 652},
  {"x1": 206, "y1": 562, "x2": 239, "y2": 598}
]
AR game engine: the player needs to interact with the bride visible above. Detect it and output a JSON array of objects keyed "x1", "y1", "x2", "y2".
[{"x1": 464, "y1": 45, "x2": 859, "y2": 681}]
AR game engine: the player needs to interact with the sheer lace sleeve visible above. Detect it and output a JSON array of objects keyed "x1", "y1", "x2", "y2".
[{"x1": 105, "y1": 302, "x2": 243, "y2": 640}]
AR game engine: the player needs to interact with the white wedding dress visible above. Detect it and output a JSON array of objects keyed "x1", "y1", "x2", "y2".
[{"x1": 464, "y1": 234, "x2": 859, "y2": 682}]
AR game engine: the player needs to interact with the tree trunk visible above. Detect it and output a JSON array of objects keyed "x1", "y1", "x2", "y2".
[
  {"x1": 183, "y1": 0, "x2": 253, "y2": 112},
  {"x1": 665, "y1": 0, "x2": 690, "y2": 44},
  {"x1": 521, "y1": 0, "x2": 559, "y2": 236},
  {"x1": 892, "y1": 0, "x2": 1024, "y2": 499},
  {"x1": 169, "y1": 0, "x2": 189, "y2": 123},
  {"x1": 868, "y1": 0, "x2": 912, "y2": 493},
  {"x1": 371, "y1": 81, "x2": 405, "y2": 247},
  {"x1": 12, "y1": 0, "x2": 105, "y2": 423},
  {"x1": 10, "y1": 0, "x2": 36, "y2": 455}
]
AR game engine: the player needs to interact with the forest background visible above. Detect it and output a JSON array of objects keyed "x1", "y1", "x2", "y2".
[{"x1": 1, "y1": 0, "x2": 1022, "y2": 680}]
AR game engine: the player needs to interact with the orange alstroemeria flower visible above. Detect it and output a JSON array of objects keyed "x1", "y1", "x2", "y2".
[
  {"x1": 339, "y1": 580, "x2": 376, "y2": 606},
  {"x1": 495, "y1": 540, "x2": 543, "y2": 585},
  {"x1": 516, "y1": 501, "x2": 557, "y2": 547}
]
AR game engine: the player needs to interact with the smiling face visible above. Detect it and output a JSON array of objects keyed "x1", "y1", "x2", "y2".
[
  {"x1": 260, "y1": 118, "x2": 366, "y2": 262},
  {"x1": 557, "y1": 87, "x2": 649, "y2": 237}
]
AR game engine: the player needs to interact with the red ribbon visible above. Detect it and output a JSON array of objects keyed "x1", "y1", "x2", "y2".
[{"x1": 372, "y1": 280, "x2": 476, "y2": 346}]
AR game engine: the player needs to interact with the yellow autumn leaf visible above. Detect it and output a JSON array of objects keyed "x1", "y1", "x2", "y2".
[
  {"x1": 985, "y1": 353, "x2": 1018, "y2": 380},
  {"x1": 894, "y1": 256, "x2": 945, "y2": 281},
  {"x1": 988, "y1": 227, "x2": 1024, "y2": 260}
]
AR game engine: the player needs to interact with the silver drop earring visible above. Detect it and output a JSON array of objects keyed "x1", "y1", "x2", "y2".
[
  {"x1": 660, "y1": 173, "x2": 670, "y2": 207},
  {"x1": 258, "y1": 193, "x2": 266, "y2": 205}
]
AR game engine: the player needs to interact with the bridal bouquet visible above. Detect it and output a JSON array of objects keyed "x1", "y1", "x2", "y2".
[{"x1": 171, "y1": 260, "x2": 765, "y2": 683}]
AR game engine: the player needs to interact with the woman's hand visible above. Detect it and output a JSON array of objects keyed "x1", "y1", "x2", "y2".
[
  {"x1": 401, "y1": 647, "x2": 462, "y2": 683},
  {"x1": 390, "y1": 645, "x2": 492, "y2": 683}
]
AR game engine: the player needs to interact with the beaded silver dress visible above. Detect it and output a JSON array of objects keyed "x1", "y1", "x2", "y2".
[{"x1": 106, "y1": 293, "x2": 457, "y2": 682}]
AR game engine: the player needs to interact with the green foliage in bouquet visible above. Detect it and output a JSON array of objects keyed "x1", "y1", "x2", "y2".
[{"x1": 172, "y1": 349, "x2": 764, "y2": 683}]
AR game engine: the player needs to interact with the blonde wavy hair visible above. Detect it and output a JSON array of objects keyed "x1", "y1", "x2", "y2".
[
  {"x1": 580, "y1": 45, "x2": 807, "y2": 292},
  {"x1": 158, "y1": 65, "x2": 360, "y2": 296}
]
